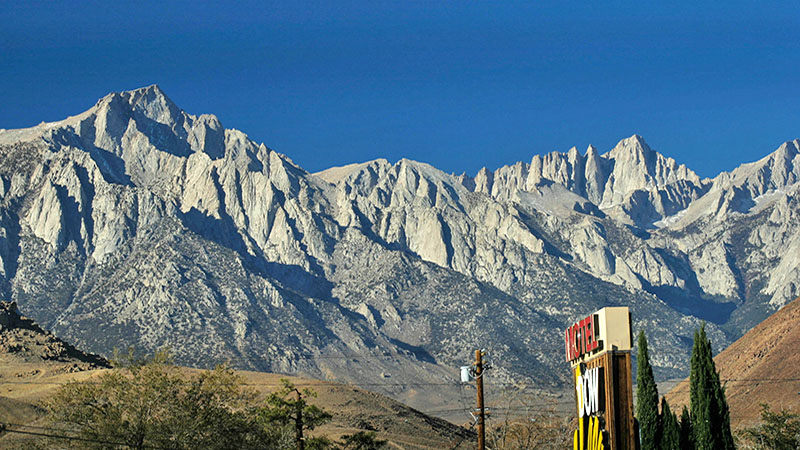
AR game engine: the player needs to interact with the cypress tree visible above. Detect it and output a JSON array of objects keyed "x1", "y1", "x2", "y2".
[
  {"x1": 636, "y1": 331, "x2": 660, "y2": 450},
  {"x1": 679, "y1": 405, "x2": 693, "y2": 450},
  {"x1": 689, "y1": 324, "x2": 734, "y2": 450},
  {"x1": 689, "y1": 328, "x2": 709, "y2": 449},
  {"x1": 659, "y1": 397, "x2": 680, "y2": 450}
]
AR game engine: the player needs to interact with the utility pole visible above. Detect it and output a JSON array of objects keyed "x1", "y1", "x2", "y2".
[
  {"x1": 295, "y1": 388, "x2": 304, "y2": 450},
  {"x1": 475, "y1": 349, "x2": 486, "y2": 450}
]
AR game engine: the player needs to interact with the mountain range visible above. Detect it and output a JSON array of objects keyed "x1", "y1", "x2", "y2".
[{"x1": 0, "y1": 85, "x2": 797, "y2": 410}]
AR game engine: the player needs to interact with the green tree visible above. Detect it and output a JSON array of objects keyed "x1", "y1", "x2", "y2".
[
  {"x1": 679, "y1": 405, "x2": 693, "y2": 450},
  {"x1": 636, "y1": 331, "x2": 660, "y2": 450},
  {"x1": 739, "y1": 404, "x2": 800, "y2": 450},
  {"x1": 45, "y1": 350, "x2": 276, "y2": 449},
  {"x1": 259, "y1": 379, "x2": 333, "y2": 450},
  {"x1": 305, "y1": 436, "x2": 336, "y2": 450},
  {"x1": 337, "y1": 431, "x2": 388, "y2": 449},
  {"x1": 689, "y1": 324, "x2": 734, "y2": 450},
  {"x1": 658, "y1": 397, "x2": 680, "y2": 450}
]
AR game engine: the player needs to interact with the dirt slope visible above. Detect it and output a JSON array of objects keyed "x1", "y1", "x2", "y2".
[
  {"x1": 666, "y1": 296, "x2": 800, "y2": 428},
  {"x1": 0, "y1": 301, "x2": 472, "y2": 448},
  {"x1": 0, "y1": 367, "x2": 473, "y2": 449}
]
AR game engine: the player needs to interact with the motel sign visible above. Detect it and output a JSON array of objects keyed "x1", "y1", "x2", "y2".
[{"x1": 565, "y1": 307, "x2": 636, "y2": 450}]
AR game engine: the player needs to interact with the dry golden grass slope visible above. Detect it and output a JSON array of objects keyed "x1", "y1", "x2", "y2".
[
  {"x1": 0, "y1": 301, "x2": 472, "y2": 449},
  {"x1": 0, "y1": 364, "x2": 474, "y2": 449},
  {"x1": 666, "y1": 296, "x2": 800, "y2": 428}
]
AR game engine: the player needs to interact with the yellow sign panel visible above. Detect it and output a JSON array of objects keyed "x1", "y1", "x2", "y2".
[
  {"x1": 573, "y1": 365, "x2": 606, "y2": 450},
  {"x1": 574, "y1": 415, "x2": 605, "y2": 450}
]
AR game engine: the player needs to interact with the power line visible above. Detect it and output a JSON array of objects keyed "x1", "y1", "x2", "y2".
[
  {"x1": 447, "y1": 419, "x2": 477, "y2": 450},
  {"x1": 661, "y1": 377, "x2": 800, "y2": 395},
  {"x1": 0, "y1": 423, "x2": 170, "y2": 449},
  {"x1": 4, "y1": 376, "x2": 799, "y2": 387},
  {"x1": 2, "y1": 371, "x2": 797, "y2": 422},
  {"x1": 0, "y1": 377, "x2": 538, "y2": 387},
  {"x1": 0, "y1": 379, "x2": 460, "y2": 386}
]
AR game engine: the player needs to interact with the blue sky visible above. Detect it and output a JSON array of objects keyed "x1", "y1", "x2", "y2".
[{"x1": 1, "y1": 1, "x2": 799, "y2": 178}]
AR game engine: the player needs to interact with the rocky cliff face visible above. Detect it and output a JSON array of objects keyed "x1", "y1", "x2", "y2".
[
  {"x1": 0, "y1": 86, "x2": 797, "y2": 403},
  {"x1": 470, "y1": 135, "x2": 708, "y2": 228},
  {"x1": 0, "y1": 300, "x2": 109, "y2": 367}
]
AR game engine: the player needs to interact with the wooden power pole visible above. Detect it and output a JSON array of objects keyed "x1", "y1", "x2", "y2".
[
  {"x1": 295, "y1": 389, "x2": 304, "y2": 450},
  {"x1": 475, "y1": 349, "x2": 486, "y2": 450}
]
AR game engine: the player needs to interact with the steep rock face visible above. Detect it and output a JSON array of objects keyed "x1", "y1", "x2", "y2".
[
  {"x1": 470, "y1": 135, "x2": 708, "y2": 228},
  {"x1": 655, "y1": 140, "x2": 800, "y2": 322},
  {"x1": 453, "y1": 135, "x2": 800, "y2": 319},
  {"x1": 0, "y1": 86, "x2": 797, "y2": 406},
  {"x1": 688, "y1": 241, "x2": 741, "y2": 299},
  {"x1": 327, "y1": 158, "x2": 549, "y2": 285},
  {"x1": 600, "y1": 135, "x2": 702, "y2": 206}
]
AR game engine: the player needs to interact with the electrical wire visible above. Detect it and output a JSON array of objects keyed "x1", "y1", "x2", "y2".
[
  {"x1": 0, "y1": 423, "x2": 171, "y2": 449},
  {"x1": 3, "y1": 376, "x2": 798, "y2": 389},
  {"x1": 446, "y1": 415, "x2": 478, "y2": 450}
]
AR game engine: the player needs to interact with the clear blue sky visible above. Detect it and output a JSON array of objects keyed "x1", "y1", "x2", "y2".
[{"x1": 2, "y1": 1, "x2": 799, "y2": 178}]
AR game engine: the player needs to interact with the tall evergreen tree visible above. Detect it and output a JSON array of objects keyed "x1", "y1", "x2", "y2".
[
  {"x1": 659, "y1": 397, "x2": 680, "y2": 450},
  {"x1": 689, "y1": 327, "x2": 709, "y2": 448},
  {"x1": 636, "y1": 331, "x2": 660, "y2": 450},
  {"x1": 689, "y1": 324, "x2": 734, "y2": 450},
  {"x1": 679, "y1": 405, "x2": 693, "y2": 450}
]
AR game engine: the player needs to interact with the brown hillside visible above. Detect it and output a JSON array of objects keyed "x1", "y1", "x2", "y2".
[
  {"x1": 0, "y1": 301, "x2": 110, "y2": 368},
  {"x1": 0, "y1": 301, "x2": 473, "y2": 449},
  {"x1": 666, "y1": 296, "x2": 800, "y2": 428},
  {"x1": 0, "y1": 367, "x2": 474, "y2": 449}
]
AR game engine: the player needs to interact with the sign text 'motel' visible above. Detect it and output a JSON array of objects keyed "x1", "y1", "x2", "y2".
[{"x1": 565, "y1": 313, "x2": 603, "y2": 363}]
